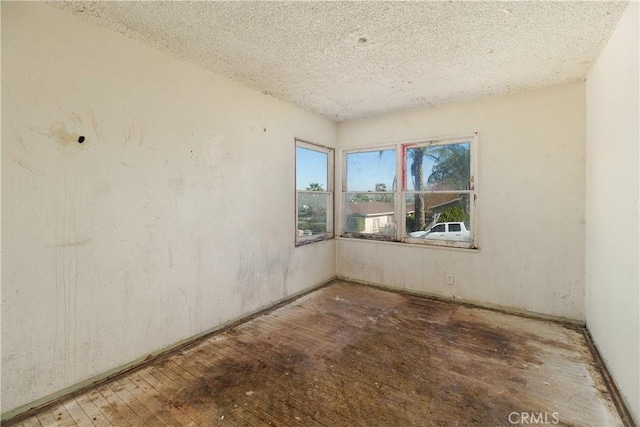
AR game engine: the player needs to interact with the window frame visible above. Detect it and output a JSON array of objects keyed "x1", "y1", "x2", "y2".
[
  {"x1": 295, "y1": 139, "x2": 334, "y2": 246},
  {"x1": 338, "y1": 133, "x2": 478, "y2": 249},
  {"x1": 340, "y1": 144, "x2": 398, "y2": 242}
]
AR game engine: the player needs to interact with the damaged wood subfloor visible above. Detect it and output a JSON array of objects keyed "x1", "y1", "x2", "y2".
[{"x1": 10, "y1": 281, "x2": 624, "y2": 426}]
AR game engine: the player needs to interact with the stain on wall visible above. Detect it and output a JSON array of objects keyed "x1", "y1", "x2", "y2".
[
  {"x1": 1, "y1": 2, "x2": 337, "y2": 418},
  {"x1": 48, "y1": 122, "x2": 81, "y2": 146}
]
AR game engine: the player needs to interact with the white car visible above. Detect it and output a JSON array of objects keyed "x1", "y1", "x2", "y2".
[{"x1": 409, "y1": 222, "x2": 471, "y2": 241}]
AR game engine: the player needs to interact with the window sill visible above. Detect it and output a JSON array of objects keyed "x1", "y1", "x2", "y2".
[
  {"x1": 295, "y1": 235, "x2": 334, "y2": 247},
  {"x1": 336, "y1": 236, "x2": 479, "y2": 253}
]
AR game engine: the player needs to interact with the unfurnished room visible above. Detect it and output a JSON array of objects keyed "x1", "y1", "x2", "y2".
[{"x1": 1, "y1": 1, "x2": 638, "y2": 426}]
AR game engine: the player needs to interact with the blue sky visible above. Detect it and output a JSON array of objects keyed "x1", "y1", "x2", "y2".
[
  {"x1": 296, "y1": 147, "x2": 328, "y2": 190},
  {"x1": 297, "y1": 144, "x2": 468, "y2": 192},
  {"x1": 346, "y1": 149, "x2": 396, "y2": 191},
  {"x1": 344, "y1": 149, "x2": 437, "y2": 191},
  {"x1": 405, "y1": 151, "x2": 436, "y2": 191}
]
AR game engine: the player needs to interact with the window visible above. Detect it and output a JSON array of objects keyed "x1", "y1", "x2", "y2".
[
  {"x1": 342, "y1": 148, "x2": 397, "y2": 240},
  {"x1": 340, "y1": 134, "x2": 477, "y2": 249},
  {"x1": 432, "y1": 224, "x2": 446, "y2": 233},
  {"x1": 296, "y1": 139, "x2": 333, "y2": 245},
  {"x1": 403, "y1": 137, "x2": 475, "y2": 248}
]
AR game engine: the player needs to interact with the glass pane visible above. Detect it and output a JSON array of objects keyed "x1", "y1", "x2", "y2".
[
  {"x1": 405, "y1": 193, "x2": 471, "y2": 241},
  {"x1": 346, "y1": 149, "x2": 396, "y2": 192},
  {"x1": 404, "y1": 142, "x2": 470, "y2": 191},
  {"x1": 296, "y1": 147, "x2": 328, "y2": 191},
  {"x1": 297, "y1": 192, "x2": 329, "y2": 239},
  {"x1": 344, "y1": 194, "x2": 396, "y2": 236}
]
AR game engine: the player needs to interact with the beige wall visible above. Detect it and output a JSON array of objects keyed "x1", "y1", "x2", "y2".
[
  {"x1": 337, "y1": 83, "x2": 587, "y2": 321},
  {"x1": 586, "y1": 2, "x2": 639, "y2": 424},
  {"x1": 1, "y1": 3, "x2": 336, "y2": 416},
  {"x1": 2, "y1": 0, "x2": 637, "y2": 423}
]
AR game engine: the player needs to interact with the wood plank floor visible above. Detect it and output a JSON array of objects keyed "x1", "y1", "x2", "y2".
[{"x1": 7, "y1": 281, "x2": 624, "y2": 426}]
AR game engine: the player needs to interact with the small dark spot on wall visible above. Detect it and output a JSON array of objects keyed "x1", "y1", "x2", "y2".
[
  {"x1": 78, "y1": 136, "x2": 85, "y2": 143},
  {"x1": 358, "y1": 37, "x2": 368, "y2": 44},
  {"x1": 263, "y1": 128, "x2": 267, "y2": 132}
]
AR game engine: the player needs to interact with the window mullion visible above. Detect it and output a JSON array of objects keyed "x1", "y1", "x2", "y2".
[{"x1": 396, "y1": 141, "x2": 404, "y2": 241}]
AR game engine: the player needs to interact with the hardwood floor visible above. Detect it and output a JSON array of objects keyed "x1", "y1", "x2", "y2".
[{"x1": 7, "y1": 281, "x2": 625, "y2": 426}]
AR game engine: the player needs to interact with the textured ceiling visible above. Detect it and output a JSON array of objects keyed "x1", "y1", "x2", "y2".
[{"x1": 52, "y1": 1, "x2": 628, "y2": 121}]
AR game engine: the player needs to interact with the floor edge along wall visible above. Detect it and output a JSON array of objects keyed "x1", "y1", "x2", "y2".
[
  {"x1": 3, "y1": 278, "x2": 634, "y2": 426},
  {"x1": 0, "y1": 279, "x2": 335, "y2": 423}
]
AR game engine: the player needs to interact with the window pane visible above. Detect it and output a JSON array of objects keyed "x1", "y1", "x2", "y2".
[
  {"x1": 346, "y1": 149, "x2": 396, "y2": 192},
  {"x1": 297, "y1": 192, "x2": 329, "y2": 238},
  {"x1": 296, "y1": 147, "x2": 328, "y2": 191},
  {"x1": 404, "y1": 142, "x2": 470, "y2": 191},
  {"x1": 405, "y1": 193, "x2": 471, "y2": 241},
  {"x1": 344, "y1": 194, "x2": 396, "y2": 236}
]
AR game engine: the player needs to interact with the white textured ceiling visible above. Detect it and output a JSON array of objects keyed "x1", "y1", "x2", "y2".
[{"x1": 52, "y1": 1, "x2": 628, "y2": 121}]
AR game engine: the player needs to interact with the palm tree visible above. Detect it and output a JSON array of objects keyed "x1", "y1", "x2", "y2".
[
  {"x1": 306, "y1": 182, "x2": 324, "y2": 191},
  {"x1": 409, "y1": 143, "x2": 470, "y2": 231},
  {"x1": 427, "y1": 144, "x2": 470, "y2": 190},
  {"x1": 410, "y1": 148, "x2": 427, "y2": 231}
]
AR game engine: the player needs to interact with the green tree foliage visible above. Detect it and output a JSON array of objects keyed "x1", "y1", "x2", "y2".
[
  {"x1": 298, "y1": 190, "x2": 327, "y2": 232},
  {"x1": 350, "y1": 192, "x2": 393, "y2": 203},
  {"x1": 306, "y1": 182, "x2": 324, "y2": 191},
  {"x1": 438, "y1": 206, "x2": 469, "y2": 223},
  {"x1": 346, "y1": 215, "x2": 365, "y2": 232},
  {"x1": 409, "y1": 143, "x2": 471, "y2": 234},
  {"x1": 351, "y1": 193, "x2": 373, "y2": 202},
  {"x1": 309, "y1": 222, "x2": 327, "y2": 233},
  {"x1": 375, "y1": 194, "x2": 393, "y2": 203},
  {"x1": 427, "y1": 145, "x2": 471, "y2": 190},
  {"x1": 373, "y1": 183, "x2": 393, "y2": 203}
]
